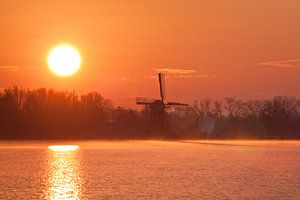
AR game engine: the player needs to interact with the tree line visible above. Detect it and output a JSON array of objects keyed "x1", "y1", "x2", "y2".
[{"x1": 0, "y1": 86, "x2": 299, "y2": 139}]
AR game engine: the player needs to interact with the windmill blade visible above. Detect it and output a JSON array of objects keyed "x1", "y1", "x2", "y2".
[
  {"x1": 158, "y1": 73, "x2": 166, "y2": 102},
  {"x1": 166, "y1": 101, "x2": 189, "y2": 106},
  {"x1": 136, "y1": 97, "x2": 159, "y2": 105}
]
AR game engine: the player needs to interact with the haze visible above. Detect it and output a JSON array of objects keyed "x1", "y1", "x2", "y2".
[{"x1": 0, "y1": 0, "x2": 299, "y2": 107}]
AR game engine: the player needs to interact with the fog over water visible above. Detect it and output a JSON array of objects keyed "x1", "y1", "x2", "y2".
[{"x1": 0, "y1": 140, "x2": 299, "y2": 199}]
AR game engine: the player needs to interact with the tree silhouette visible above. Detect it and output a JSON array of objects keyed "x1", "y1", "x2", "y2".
[{"x1": 0, "y1": 86, "x2": 299, "y2": 139}]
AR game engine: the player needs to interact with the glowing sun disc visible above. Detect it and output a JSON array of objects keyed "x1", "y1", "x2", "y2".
[{"x1": 47, "y1": 44, "x2": 81, "y2": 76}]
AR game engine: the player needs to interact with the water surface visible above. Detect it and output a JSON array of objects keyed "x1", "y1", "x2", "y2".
[{"x1": 0, "y1": 140, "x2": 299, "y2": 199}]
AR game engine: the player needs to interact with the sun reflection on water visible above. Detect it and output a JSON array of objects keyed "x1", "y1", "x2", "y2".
[
  {"x1": 47, "y1": 145, "x2": 82, "y2": 200},
  {"x1": 48, "y1": 145, "x2": 79, "y2": 152}
]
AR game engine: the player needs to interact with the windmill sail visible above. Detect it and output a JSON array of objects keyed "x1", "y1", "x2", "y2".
[
  {"x1": 136, "y1": 72, "x2": 188, "y2": 138},
  {"x1": 158, "y1": 73, "x2": 166, "y2": 102},
  {"x1": 136, "y1": 97, "x2": 157, "y2": 105},
  {"x1": 166, "y1": 101, "x2": 189, "y2": 106}
]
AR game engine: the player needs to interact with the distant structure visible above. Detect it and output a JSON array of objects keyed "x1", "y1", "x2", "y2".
[{"x1": 136, "y1": 73, "x2": 188, "y2": 138}]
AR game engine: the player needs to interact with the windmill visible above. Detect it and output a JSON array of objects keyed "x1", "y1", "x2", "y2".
[{"x1": 136, "y1": 73, "x2": 188, "y2": 138}]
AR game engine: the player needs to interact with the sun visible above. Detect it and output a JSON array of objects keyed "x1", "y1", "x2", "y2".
[{"x1": 47, "y1": 44, "x2": 81, "y2": 76}]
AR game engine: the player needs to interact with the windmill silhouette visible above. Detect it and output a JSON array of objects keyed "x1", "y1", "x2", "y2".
[{"x1": 136, "y1": 73, "x2": 188, "y2": 138}]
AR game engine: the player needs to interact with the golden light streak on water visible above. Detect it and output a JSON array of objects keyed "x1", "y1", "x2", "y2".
[
  {"x1": 46, "y1": 145, "x2": 82, "y2": 200},
  {"x1": 48, "y1": 145, "x2": 79, "y2": 151}
]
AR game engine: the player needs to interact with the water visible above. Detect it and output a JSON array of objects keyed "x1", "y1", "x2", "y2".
[{"x1": 0, "y1": 140, "x2": 300, "y2": 200}]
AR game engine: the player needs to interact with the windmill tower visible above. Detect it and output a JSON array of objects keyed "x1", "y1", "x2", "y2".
[{"x1": 136, "y1": 73, "x2": 188, "y2": 138}]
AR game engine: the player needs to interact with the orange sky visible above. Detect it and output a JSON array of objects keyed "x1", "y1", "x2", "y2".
[{"x1": 0, "y1": 0, "x2": 299, "y2": 107}]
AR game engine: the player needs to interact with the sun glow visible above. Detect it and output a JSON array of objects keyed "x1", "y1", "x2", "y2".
[
  {"x1": 47, "y1": 44, "x2": 81, "y2": 76},
  {"x1": 48, "y1": 145, "x2": 79, "y2": 151}
]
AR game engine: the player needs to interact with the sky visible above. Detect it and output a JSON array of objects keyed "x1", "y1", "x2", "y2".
[{"x1": 0, "y1": 0, "x2": 299, "y2": 107}]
